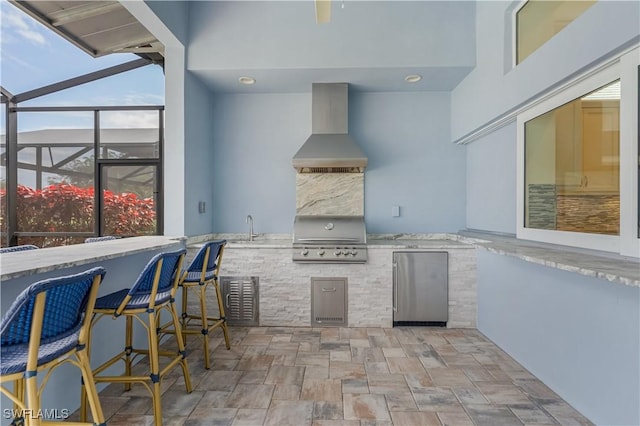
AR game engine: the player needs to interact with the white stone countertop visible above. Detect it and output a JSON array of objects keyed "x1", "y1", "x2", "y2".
[
  {"x1": 192, "y1": 232, "x2": 639, "y2": 287},
  {"x1": 188, "y1": 233, "x2": 473, "y2": 250},
  {"x1": 0, "y1": 236, "x2": 185, "y2": 281},
  {"x1": 459, "y1": 230, "x2": 640, "y2": 288}
]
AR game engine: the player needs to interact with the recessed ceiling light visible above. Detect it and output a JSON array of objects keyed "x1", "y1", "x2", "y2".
[
  {"x1": 239, "y1": 76, "x2": 256, "y2": 85},
  {"x1": 405, "y1": 74, "x2": 422, "y2": 83}
]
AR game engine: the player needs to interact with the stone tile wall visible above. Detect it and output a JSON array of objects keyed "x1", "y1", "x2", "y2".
[{"x1": 193, "y1": 245, "x2": 477, "y2": 328}]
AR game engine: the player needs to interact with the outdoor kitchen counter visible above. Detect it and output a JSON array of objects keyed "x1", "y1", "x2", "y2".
[
  {"x1": 459, "y1": 230, "x2": 640, "y2": 288},
  {"x1": 0, "y1": 235, "x2": 185, "y2": 281}
]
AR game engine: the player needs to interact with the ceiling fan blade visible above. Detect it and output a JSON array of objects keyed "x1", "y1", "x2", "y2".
[{"x1": 315, "y1": 0, "x2": 331, "y2": 24}]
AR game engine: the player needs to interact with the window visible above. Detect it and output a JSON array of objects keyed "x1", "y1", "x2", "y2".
[
  {"x1": 524, "y1": 80, "x2": 620, "y2": 236},
  {"x1": 516, "y1": 0, "x2": 596, "y2": 64},
  {"x1": 517, "y1": 48, "x2": 640, "y2": 256}
]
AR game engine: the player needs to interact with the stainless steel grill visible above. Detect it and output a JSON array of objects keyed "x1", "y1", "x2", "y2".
[{"x1": 293, "y1": 215, "x2": 367, "y2": 263}]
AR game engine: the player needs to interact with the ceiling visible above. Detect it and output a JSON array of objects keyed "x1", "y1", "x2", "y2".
[
  {"x1": 9, "y1": 0, "x2": 479, "y2": 93},
  {"x1": 8, "y1": 0, "x2": 164, "y2": 62}
]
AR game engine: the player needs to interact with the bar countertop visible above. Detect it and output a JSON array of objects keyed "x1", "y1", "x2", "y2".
[{"x1": 0, "y1": 236, "x2": 185, "y2": 281}]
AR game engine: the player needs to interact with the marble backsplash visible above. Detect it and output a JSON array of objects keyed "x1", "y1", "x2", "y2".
[{"x1": 296, "y1": 173, "x2": 364, "y2": 215}]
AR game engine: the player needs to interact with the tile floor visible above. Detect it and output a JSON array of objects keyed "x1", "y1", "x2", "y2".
[{"x1": 76, "y1": 326, "x2": 592, "y2": 425}]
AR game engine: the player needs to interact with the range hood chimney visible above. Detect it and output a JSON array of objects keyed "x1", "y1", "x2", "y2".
[{"x1": 292, "y1": 83, "x2": 368, "y2": 173}]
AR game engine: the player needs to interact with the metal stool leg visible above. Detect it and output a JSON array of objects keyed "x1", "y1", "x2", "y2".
[{"x1": 147, "y1": 310, "x2": 163, "y2": 426}]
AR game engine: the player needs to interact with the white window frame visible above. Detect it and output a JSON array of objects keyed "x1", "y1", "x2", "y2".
[
  {"x1": 511, "y1": 0, "x2": 528, "y2": 68},
  {"x1": 516, "y1": 48, "x2": 640, "y2": 257}
]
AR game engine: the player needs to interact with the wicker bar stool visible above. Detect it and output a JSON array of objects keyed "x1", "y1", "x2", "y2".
[
  {"x1": 0, "y1": 267, "x2": 106, "y2": 426},
  {"x1": 82, "y1": 249, "x2": 191, "y2": 426},
  {"x1": 0, "y1": 245, "x2": 39, "y2": 253},
  {"x1": 161, "y1": 240, "x2": 230, "y2": 369}
]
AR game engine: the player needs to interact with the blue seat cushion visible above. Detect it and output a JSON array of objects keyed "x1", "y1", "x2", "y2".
[
  {"x1": 1, "y1": 330, "x2": 80, "y2": 375},
  {"x1": 95, "y1": 288, "x2": 173, "y2": 311},
  {"x1": 182, "y1": 270, "x2": 217, "y2": 284}
]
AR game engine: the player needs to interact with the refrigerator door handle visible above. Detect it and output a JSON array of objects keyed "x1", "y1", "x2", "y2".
[{"x1": 392, "y1": 262, "x2": 398, "y2": 312}]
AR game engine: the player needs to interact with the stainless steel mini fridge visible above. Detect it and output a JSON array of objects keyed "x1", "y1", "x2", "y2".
[{"x1": 393, "y1": 251, "x2": 448, "y2": 326}]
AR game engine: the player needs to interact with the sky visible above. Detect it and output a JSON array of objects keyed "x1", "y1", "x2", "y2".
[{"x1": 0, "y1": 0, "x2": 165, "y2": 133}]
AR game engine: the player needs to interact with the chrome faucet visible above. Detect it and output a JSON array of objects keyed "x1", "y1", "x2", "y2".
[{"x1": 246, "y1": 214, "x2": 258, "y2": 241}]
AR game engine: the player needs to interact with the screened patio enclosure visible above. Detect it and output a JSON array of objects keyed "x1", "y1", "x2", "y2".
[{"x1": 1, "y1": 61, "x2": 165, "y2": 248}]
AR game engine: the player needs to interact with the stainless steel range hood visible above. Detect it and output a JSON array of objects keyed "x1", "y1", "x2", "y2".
[{"x1": 292, "y1": 83, "x2": 368, "y2": 173}]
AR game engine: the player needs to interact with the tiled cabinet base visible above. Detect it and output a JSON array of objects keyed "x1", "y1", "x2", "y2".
[{"x1": 214, "y1": 245, "x2": 477, "y2": 328}]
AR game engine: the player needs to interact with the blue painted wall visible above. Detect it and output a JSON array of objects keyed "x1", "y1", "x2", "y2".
[
  {"x1": 183, "y1": 72, "x2": 216, "y2": 236},
  {"x1": 477, "y1": 250, "x2": 640, "y2": 425},
  {"x1": 465, "y1": 122, "x2": 517, "y2": 234},
  {"x1": 350, "y1": 91, "x2": 466, "y2": 233},
  {"x1": 209, "y1": 91, "x2": 466, "y2": 234},
  {"x1": 451, "y1": 0, "x2": 640, "y2": 141},
  {"x1": 145, "y1": 1, "x2": 190, "y2": 45}
]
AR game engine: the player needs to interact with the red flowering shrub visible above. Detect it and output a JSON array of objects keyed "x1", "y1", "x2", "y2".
[{"x1": 0, "y1": 183, "x2": 156, "y2": 247}]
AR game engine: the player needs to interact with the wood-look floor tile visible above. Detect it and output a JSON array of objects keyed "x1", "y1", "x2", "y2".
[
  {"x1": 349, "y1": 338, "x2": 371, "y2": 348},
  {"x1": 184, "y1": 408, "x2": 237, "y2": 426},
  {"x1": 272, "y1": 384, "x2": 301, "y2": 400},
  {"x1": 411, "y1": 387, "x2": 461, "y2": 412},
  {"x1": 105, "y1": 414, "x2": 155, "y2": 425},
  {"x1": 195, "y1": 370, "x2": 243, "y2": 391},
  {"x1": 235, "y1": 354, "x2": 274, "y2": 370},
  {"x1": 464, "y1": 403, "x2": 524, "y2": 426},
  {"x1": 428, "y1": 368, "x2": 474, "y2": 388},
  {"x1": 320, "y1": 341, "x2": 351, "y2": 352},
  {"x1": 265, "y1": 365, "x2": 306, "y2": 385},
  {"x1": 263, "y1": 399, "x2": 314, "y2": 426},
  {"x1": 475, "y1": 383, "x2": 532, "y2": 405},
  {"x1": 313, "y1": 400, "x2": 344, "y2": 420},
  {"x1": 365, "y1": 361, "x2": 390, "y2": 374},
  {"x1": 296, "y1": 352, "x2": 330, "y2": 368},
  {"x1": 304, "y1": 365, "x2": 330, "y2": 379},
  {"x1": 382, "y1": 347, "x2": 406, "y2": 358},
  {"x1": 369, "y1": 335, "x2": 401, "y2": 348},
  {"x1": 386, "y1": 357, "x2": 427, "y2": 374},
  {"x1": 300, "y1": 378, "x2": 343, "y2": 402},
  {"x1": 240, "y1": 334, "x2": 271, "y2": 346},
  {"x1": 452, "y1": 387, "x2": 490, "y2": 404},
  {"x1": 343, "y1": 393, "x2": 391, "y2": 421},
  {"x1": 404, "y1": 372, "x2": 434, "y2": 391},
  {"x1": 225, "y1": 384, "x2": 274, "y2": 409},
  {"x1": 83, "y1": 326, "x2": 590, "y2": 426},
  {"x1": 510, "y1": 404, "x2": 558, "y2": 424},
  {"x1": 341, "y1": 378, "x2": 369, "y2": 394},
  {"x1": 238, "y1": 369, "x2": 268, "y2": 384},
  {"x1": 312, "y1": 420, "x2": 360, "y2": 426},
  {"x1": 330, "y1": 350, "x2": 352, "y2": 362},
  {"x1": 367, "y1": 373, "x2": 410, "y2": 395},
  {"x1": 160, "y1": 390, "x2": 205, "y2": 417},
  {"x1": 188, "y1": 390, "x2": 231, "y2": 412},
  {"x1": 384, "y1": 391, "x2": 418, "y2": 411},
  {"x1": 231, "y1": 408, "x2": 267, "y2": 426},
  {"x1": 330, "y1": 361, "x2": 367, "y2": 380},
  {"x1": 390, "y1": 410, "x2": 441, "y2": 426},
  {"x1": 436, "y1": 408, "x2": 475, "y2": 426}
]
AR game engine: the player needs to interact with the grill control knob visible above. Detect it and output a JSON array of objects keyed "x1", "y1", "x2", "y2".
[
  {"x1": 301, "y1": 248, "x2": 309, "y2": 256},
  {"x1": 334, "y1": 249, "x2": 342, "y2": 256},
  {"x1": 350, "y1": 249, "x2": 358, "y2": 256},
  {"x1": 317, "y1": 249, "x2": 325, "y2": 256},
  {"x1": 341, "y1": 249, "x2": 350, "y2": 256}
]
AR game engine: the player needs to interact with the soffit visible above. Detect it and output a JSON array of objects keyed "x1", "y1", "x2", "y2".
[{"x1": 8, "y1": 0, "x2": 164, "y2": 60}]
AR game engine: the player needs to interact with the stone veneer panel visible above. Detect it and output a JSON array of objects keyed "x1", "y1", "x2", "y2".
[
  {"x1": 296, "y1": 173, "x2": 364, "y2": 215},
  {"x1": 189, "y1": 245, "x2": 477, "y2": 328}
]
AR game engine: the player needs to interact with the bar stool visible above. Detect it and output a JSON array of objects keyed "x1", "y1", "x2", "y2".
[
  {"x1": 82, "y1": 248, "x2": 191, "y2": 426},
  {"x1": 0, "y1": 244, "x2": 39, "y2": 253},
  {"x1": 165, "y1": 240, "x2": 230, "y2": 369},
  {"x1": 0, "y1": 267, "x2": 106, "y2": 426},
  {"x1": 84, "y1": 236, "x2": 117, "y2": 243}
]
